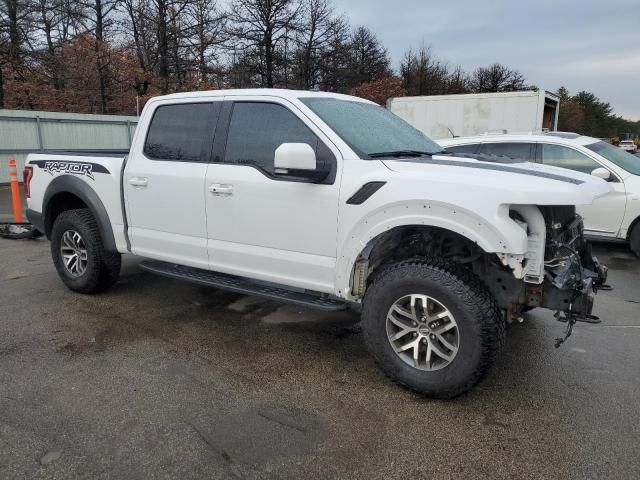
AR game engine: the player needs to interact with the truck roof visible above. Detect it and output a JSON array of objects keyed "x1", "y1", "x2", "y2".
[{"x1": 152, "y1": 88, "x2": 375, "y2": 104}]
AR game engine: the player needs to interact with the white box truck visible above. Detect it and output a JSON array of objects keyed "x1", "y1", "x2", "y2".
[{"x1": 388, "y1": 90, "x2": 560, "y2": 140}]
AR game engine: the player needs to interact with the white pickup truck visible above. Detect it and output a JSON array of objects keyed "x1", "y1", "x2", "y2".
[{"x1": 24, "y1": 89, "x2": 609, "y2": 398}]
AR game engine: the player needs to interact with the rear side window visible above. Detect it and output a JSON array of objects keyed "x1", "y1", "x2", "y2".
[
  {"x1": 224, "y1": 102, "x2": 319, "y2": 173},
  {"x1": 478, "y1": 142, "x2": 534, "y2": 161},
  {"x1": 542, "y1": 144, "x2": 602, "y2": 174},
  {"x1": 144, "y1": 103, "x2": 212, "y2": 161},
  {"x1": 445, "y1": 144, "x2": 479, "y2": 154}
]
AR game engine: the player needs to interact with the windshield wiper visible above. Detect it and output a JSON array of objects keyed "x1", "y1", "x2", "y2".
[{"x1": 368, "y1": 150, "x2": 436, "y2": 158}]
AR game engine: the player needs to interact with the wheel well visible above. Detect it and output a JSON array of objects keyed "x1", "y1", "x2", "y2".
[
  {"x1": 45, "y1": 192, "x2": 88, "y2": 236},
  {"x1": 350, "y1": 224, "x2": 525, "y2": 309},
  {"x1": 355, "y1": 225, "x2": 485, "y2": 288}
]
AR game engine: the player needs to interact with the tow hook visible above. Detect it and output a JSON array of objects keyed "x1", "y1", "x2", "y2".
[{"x1": 554, "y1": 310, "x2": 601, "y2": 348}]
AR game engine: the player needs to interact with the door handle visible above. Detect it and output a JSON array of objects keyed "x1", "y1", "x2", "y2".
[
  {"x1": 129, "y1": 177, "x2": 148, "y2": 187},
  {"x1": 209, "y1": 183, "x2": 233, "y2": 196}
]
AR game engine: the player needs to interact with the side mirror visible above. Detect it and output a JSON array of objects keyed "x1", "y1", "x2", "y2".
[
  {"x1": 591, "y1": 167, "x2": 611, "y2": 181},
  {"x1": 274, "y1": 143, "x2": 330, "y2": 182},
  {"x1": 274, "y1": 143, "x2": 316, "y2": 173}
]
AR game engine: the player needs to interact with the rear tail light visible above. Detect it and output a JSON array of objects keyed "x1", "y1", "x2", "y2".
[{"x1": 23, "y1": 165, "x2": 33, "y2": 198}]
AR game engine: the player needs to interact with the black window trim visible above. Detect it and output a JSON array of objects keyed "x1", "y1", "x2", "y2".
[
  {"x1": 445, "y1": 143, "x2": 480, "y2": 155},
  {"x1": 216, "y1": 99, "x2": 337, "y2": 185},
  {"x1": 142, "y1": 101, "x2": 221, "y2": 163}
]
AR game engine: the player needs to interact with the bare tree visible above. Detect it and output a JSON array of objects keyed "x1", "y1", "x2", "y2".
[
  {"x1": 468, "y1": 63, "x2": 530, "y2": 93},
  {"x1": 401, "y1": 44, "x2": 471, "y2": 96},
  {"x1": 184, "y1": 0, "x2": 227, "y2": 86},
  {"x1": 70, "y1": 0, "x2": 119, "y2": 111},
  {"x1": 294, "y1": 0, "x2": 344, "y2": 89},
  {"x1": 0, "y1": 0, "x2": 36, "y2": 106},
  {"x1": 228, "y1": 0, "x2": 300, "y2": 88},
  {"x1": 120, "y1": 0, "x2": 154, "y2": 73},
  {"x1": 446, "y1": 65, "x2": 468, "y2": 94},
  {"x1": 31, "y1": 0, "x2": 83, "y2": 91},
  {"x1": 0, "y1": 0, "x2": 544, "y2": 117},
  {"x1": 400, "y1": 44, "x2": 450, "y2": 95},
  {"x1": 315, "y1": 15, "x2": 349, "y2": 92}
]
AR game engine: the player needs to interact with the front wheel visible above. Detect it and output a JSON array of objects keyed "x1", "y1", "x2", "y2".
[
  {"x1": 361, "y1": 260, "x2": 504, "y2": 399},
  {"x1": 51, "y1": 208, "x2": 121, "y2": 293}
]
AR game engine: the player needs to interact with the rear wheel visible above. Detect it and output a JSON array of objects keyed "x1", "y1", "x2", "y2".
[
  {"x1": 361, "y1": 259, "x2": 504, "y2": 399},
  {"x1": 630, "y1": 223, "x2": 640, "y2": 257},
  {"x1": 51, "y1": 209, "x2": 121, "y2": 293}
]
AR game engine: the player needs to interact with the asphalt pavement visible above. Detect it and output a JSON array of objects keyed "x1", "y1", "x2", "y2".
[{"x1": 0, "y1": 237, "x2": 639, "y2": 479}]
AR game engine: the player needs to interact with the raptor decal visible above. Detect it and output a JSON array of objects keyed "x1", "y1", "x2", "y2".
[{"x1": 29, "y1": 159, "x2": 110, "y2": 180}]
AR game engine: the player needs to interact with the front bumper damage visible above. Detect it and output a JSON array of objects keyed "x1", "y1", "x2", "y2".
[
  {"x1": 539, "y1": 245, "x2": 607, "y2": 316},
  {"x1": 528, "y1": 215, "x2": 609, "y2": 346}
]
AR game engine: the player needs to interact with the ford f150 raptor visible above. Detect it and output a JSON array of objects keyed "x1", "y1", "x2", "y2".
[{"x1": 24, "y1": 89, "x2": 609, "y2": 398}]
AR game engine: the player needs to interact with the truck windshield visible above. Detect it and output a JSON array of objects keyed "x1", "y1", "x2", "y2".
[
  {"x1": 585, "y1": 141, "x2": 640, "y2": 176},
  {"x1": 300, "y1": 98, "x2": 444, "y2": 158}
]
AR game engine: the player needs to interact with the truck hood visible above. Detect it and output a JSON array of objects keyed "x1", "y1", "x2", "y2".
[{"x1": 381, "y1": 154, "x2": 612, "y2": 206}]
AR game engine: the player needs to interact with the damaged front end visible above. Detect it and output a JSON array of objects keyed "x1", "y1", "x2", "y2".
[
  {"x1": 541, "y1": 208, "x2": 607, "y2": 312},
  {"x1": 536, "y1": 206, "x2": 608, "y2": 345},
  {"x1": 498, "y1": 205, "x2": 609, "y2": 345},
  {"x1": 486, "y1": 205, "x2": 608, "y2": 346}
]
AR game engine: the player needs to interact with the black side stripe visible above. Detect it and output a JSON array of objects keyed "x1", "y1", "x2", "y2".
[
  {"x1": 29, "y1": 159, "x2": 110, "y2": 174},
  {"x1": 347, "y1": 181, "x2": 386, "y2": 205},
  {"x1": 395, "y1": 158, "x2": 585, "y2": 185}
]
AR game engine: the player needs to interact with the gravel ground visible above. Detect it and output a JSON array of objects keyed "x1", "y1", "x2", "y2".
[{"x1": 0, "y1": 237, "x2": 639, "y2": 479}]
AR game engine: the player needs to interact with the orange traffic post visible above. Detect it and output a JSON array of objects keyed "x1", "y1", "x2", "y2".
[{"x1": 8, "y1": 156, "x2": 23, "y2": 223}]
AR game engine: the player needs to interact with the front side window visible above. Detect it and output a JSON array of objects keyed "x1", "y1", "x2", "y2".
[
  {"x1": 301, "y1": 98, "x2": 443, "y2": 158},
  {"x1": 542, "y1": 144, "x2": 602, "y2": 174},
  {"x1": 478, "y1": 142, "x2": 534, "y2": 161},
  {"x1": 224, "y1": 102, "x2": 319, "y2": 174},
  {"x1": 585, "y1": 141, "x2": 640, "y2": 175},
  {"x1": 144, "y1": 103, "x2": 212, "y2": 161}
]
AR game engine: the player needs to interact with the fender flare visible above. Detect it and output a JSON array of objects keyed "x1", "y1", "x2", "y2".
[
  {"x1": 334, "y1": 200, "x2": 528, "y2": 298},
  {"x1": 43, "y1": 175, "x2": 118, "y2": 252}
]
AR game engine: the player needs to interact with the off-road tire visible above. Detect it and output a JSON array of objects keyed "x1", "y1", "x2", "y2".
[
  {"x1": 361, "y1": 259, "x2": 504, "y2": 399},
  {"x1": 51, "y1": 208, "x2": 121, "y2": 293},
  {"x1": 630, "y1": 223, "x2": 640, "y2": 257}
]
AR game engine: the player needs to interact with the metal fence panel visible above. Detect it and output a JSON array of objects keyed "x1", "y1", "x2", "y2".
[
  {"x1": 0, "y1": 109, "x2": 138, "y2": 182},
  {"x1": 40, "y1": 121, "x2": 131, "y2": 150},
  {"x1": 0, "y1": 118, "x2": 40, "y2": 150}
]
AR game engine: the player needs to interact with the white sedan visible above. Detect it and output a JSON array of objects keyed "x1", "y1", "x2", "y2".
[
  {"x1": 619, "y1": 140, "x2": 638, "y2": 153},
  {"x1": 439, "y1": 132, "x2": 640, "y2": 256}
]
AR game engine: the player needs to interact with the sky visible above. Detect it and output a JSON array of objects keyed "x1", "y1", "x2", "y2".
[{"x1": 333, "y1": 0, "x2": 640, "y2": 120}]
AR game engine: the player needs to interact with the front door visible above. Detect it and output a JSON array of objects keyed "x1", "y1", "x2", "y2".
[
  {"x1": 125, "y1": 100, "x2": 221, "y2": 269},
  {"x1": 204, "y1": 97, "x2": 342, "y2": 292},
  {"x1": 540, "y1": 143, "x2": 627, "y2": 236}
]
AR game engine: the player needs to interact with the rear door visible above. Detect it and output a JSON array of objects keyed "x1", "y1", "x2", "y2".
[
  {"x1": 125, "y1": 100, "x2": 221, "y2": 269},
  {"x1": 539, "y1": 142, "x2": 627, "y2": 237},
  {"x1": 204, "y1": 96, "x2": 342, "y2": 292}
]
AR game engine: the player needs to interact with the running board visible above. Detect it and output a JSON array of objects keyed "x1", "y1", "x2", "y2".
[{"x1": 139, "y1": 261, "x2": 347, "y2": 311}]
